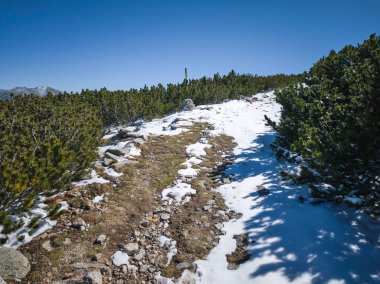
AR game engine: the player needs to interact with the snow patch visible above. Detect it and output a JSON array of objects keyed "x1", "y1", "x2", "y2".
[{"x1": 72, "y1": 170, "x2": 109, "y2": 186}]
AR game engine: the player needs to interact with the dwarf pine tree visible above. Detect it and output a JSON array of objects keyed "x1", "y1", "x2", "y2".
[{"x1": 268, "y1": 34, "x2": 380, "y2": 209}]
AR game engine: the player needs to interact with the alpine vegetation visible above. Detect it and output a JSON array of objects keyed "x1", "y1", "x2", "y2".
[{"x1": 266, "y1": 34, "x2": 380, "y2": 214}]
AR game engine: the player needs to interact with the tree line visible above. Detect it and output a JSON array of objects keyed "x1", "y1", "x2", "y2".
[
  {"x1": 266, "y1": 34, "x2": 380, "y2": 213},
  {"x1": 0, "y1": 71, "x2": 301, "y2": 231}
]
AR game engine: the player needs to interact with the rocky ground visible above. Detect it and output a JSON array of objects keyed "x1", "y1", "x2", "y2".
[{"x1": 3, "y1": 119, "x2": 247, "y2": 284}]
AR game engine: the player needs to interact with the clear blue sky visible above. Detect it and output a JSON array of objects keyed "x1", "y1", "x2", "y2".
[{"x1": 0, "y1": 0, "x2": 379, "y2": 92}]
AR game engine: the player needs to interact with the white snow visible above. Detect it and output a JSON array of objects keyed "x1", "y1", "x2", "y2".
[
  {"x1": 104, "y1": 167, "x2": 123, "y2": 177},
  {"x1": 126, "y1": 91, "x2": 380, "y2": 283},
  {"x1": 186, "y1": 141, "x2": 211, "y2": 157},
  {"x1": 182, "y1": 156, "x2": 203, "y2": 167},
  {"x1": 92, "y1": 194, "x2": 104, "y2": 203},
  {"x1": 166, "y1": 239, "x2": 178, "y2": 265},
  {"x1": 0, "y1": 199, "x2": 68, "y2": 249},
  {"x1": 162, "y1": 182, "x2": 196, "y2": 204},
  {"x1": 112, "y1": 251, "x2": 130, "y2": 266},
  {"x1": 72, "y1": 170, "x2": 109, "y2": 186},
  {"x1": 158, "y1": 235, "x2": 177, "y2": 265},
  {"x1": 178, "y1": 167, "x2": 198, "y2": 177}
]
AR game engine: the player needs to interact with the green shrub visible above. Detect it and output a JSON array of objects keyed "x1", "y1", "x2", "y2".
[{"x1": 268, "y1": 34, "x2": 380, "y2": 205}]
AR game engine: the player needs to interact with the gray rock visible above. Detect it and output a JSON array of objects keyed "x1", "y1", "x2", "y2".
[
  {"x1": 227, "y1": 262, "x2": 239, "y2": 270},
  {"x1": 214, "y1": 223, "x2": 224, "y2": 230},
  {"x1": 131, "y1": 119, "x2": 145, "y2": 127},
  {"x1": 139, "y1": 264, "x2": 150, "y2": 273},
  {"x1": 160, "y1": 213, "x2": 171, "y2": 221},
  {"x1": 0, "y1": 247, "x2": 31, "y2": 280},
  {"x1": 104, "y1": 151, "x2": 119, "y2": 161},
  {"x1": 257, "y1": 185, "x2": 269, "y2": 196},
  {"x1": 84, "y1": 270, "x2": 102, "y2": 284},
  {"x1": 105, "y1": 148, "x2": 126, "y2": 157},
  {"x1": 62, "y1": 238, "x2": 72, "y2": 246},
  {"x1": 91, "y1": 253, "x2": 103, "y2": 262},
  {"x1": 222, "y1": 177, "x2": 231, "y2": 184},
  {"x1": 72, "y1": 218, "x2": 87, "y2": 230},
  {"x1": 176, "y1": 262, "x2": 191, "y2": 270},
  {"x1": 180, "y1": 99, "x2": 195, "y2": 111},
  {"x1": 119, "y1": 243, "x2": 139, "y2": 256},
  {"x1": 134, "y1": 252, "x2": 145, "y2": 261},
  {"x1": 203, "y1": 205, "x2": 211, "y2": 212},
  {"x1": 118, "y1": 129, "x2": 145, "y2": 139},
  {"x1": 94, "y1": 234, "x2": 107, "y2": 245},
  {"x1": 0, "y1": 276, "x2": 5, "y2": 284},
  {"x1": 42, "y1": 240, "x2": 53, "y2": 252},
  {"x1": 167, "y1": 192, "x2": 176, "y2": 199},
  {"x1": 140, "y1": 220, "x2": 149, "y2": 228}
]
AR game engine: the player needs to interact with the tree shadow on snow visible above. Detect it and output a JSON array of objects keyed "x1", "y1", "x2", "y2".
[{"x1": 224, "y1": 131, "x2": 380, "y2": 284}]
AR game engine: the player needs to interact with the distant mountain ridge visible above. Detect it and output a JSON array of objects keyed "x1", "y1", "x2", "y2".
[{"x1": 0, "y1": 86, "x2": 61, "y2": 100}]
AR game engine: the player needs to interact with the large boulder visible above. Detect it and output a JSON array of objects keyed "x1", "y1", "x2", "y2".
[
  {"x1": 0, "y1": 247, "x2": 31, "y2": 280},
  {"x1": 180, "y1": 99, "x2": 195, "y2": 111}
]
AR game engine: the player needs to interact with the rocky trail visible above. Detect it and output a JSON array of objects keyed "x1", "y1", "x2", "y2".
[{"x1": 1, "y1": 92, "x2": 380, "y2": 284}]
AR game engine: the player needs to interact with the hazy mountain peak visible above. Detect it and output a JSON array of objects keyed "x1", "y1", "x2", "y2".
[{"x1": 0, "y1": 86, "x2": 61, "y2": 100}]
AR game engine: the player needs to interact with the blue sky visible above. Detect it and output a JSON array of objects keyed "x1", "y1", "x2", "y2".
[{"x1": 0, "y1": 0, "x2": 379, "y2": 92}]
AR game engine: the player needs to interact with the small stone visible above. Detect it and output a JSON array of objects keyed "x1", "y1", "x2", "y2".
[
  {"x1": 203, "y1": 205, "x2": 211, "y2": 211},
  {"x1": 92, "y1": 253, "x2": 103, "y2": 262},
  {"x1": 42, "y1": 240, "x2": 53, "y2": 252},
  {"x1": 105, "y1": 148, "x2": 125, "y2": 157},
  {"x1": 134, "y1": 249, "x2": 146, "y2": 261},
  {"x1": 84, "y1": 270, "x2": 103, "y2": 284},
  {"x1": 139, "y1": 264, "x2": 150, "y2": 273},
  {"x1": 134, "y1": 253, "x2": 144, "y2": 261},
  {"x1": 119, "y1": 243, "x2": 139, "y2": 256},
  {"x1": 94, "y1": 234, "x2": 107, "y2": 245},
  {"x1": 214, "y1": 223, "x2": 224, "y2": 230},
  {"x1": 227, "y1": 262, "x2": 239, "y2": 270},
  {"x1": 100, "y1": 267, "x2": 112, "y2": 275},
  {"x1": 167, "y1": 192, "x2": 176, "y2": 199},
  {"x1": 180, "y1": 99, "x2": 195, "y2": 111},
  {"x1": 62, "y1": 238, "x2": 72, "y2": 246},
  {"x1": 121, "y1": 265, "x2": 128, "y2": 273},
  {"x1": 176, "y1": 262, "x2": 191, "y2": 270},
  {"x1": 160, "y1": 213, "x2": 171, "y2": 221},
  {"x1": 257, "y1": 185, "x2": 269, "y2": 196},
  {"x1": 222, "y1": 177, "x2": 231, "y2": 184},
  {"x1": 71, "y1": 218, "x2": 87, "y2": 230},
  {"x1": 140, "y1": 220, "x2": 149, "y2": 227}
]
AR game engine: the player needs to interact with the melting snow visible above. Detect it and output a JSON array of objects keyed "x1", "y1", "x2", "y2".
[
  {"x1": 162, "y1": 182, "x2": 196, "y2": 204},
  {"x1": 112, "y1": 251, "x2": 130, "y2": 266},
  {"x1": 72, "y1": 170, "x2": 109, "y2": 186},
  {"x1": 104, "y1": 167, "x2": 123, "y2": 177},
  {"x1": 129, "y1": 91, "x2": 380, "y2": 283},
  {"x1": 92, "y1": 194, "x2": 104, "y2": 203}
]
